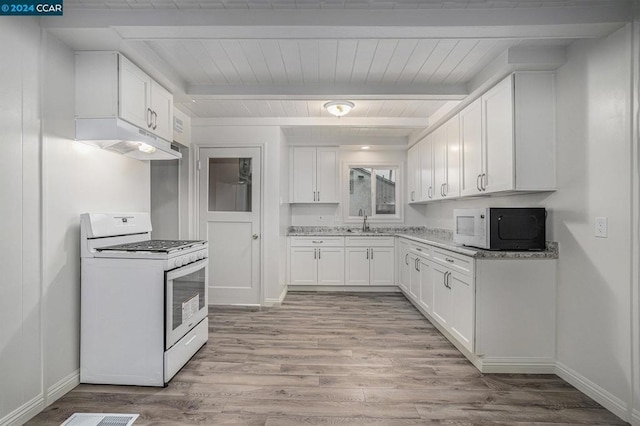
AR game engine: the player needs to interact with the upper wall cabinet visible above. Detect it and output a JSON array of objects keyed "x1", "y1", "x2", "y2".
[
  {"x1": 290, "y1": 147, "x2": 339, "y2": 203},
  {"x1": 460, "y1": 72, "x2": 556, "y2": 196},
  {"x1": 76, "y1": 52, "x2": 174, "y2": 142},
  {"x1": 407, "y1": 143, "x2": 421, "y2": 203}
]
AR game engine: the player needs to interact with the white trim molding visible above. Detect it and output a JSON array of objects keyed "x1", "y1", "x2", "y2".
[
  {"x1": 0, "y1": 394, "x2": 45, "y2": 426},
  {"x1": 555, "y1": 361, "x2": 629, "y2": 423},
  {"x1": 264, "y1": 285, "x2": 288, "y2": 307},
  {"x1": 479, "y1": 357, "x2": 556, "y2": 374},
  {"x1": 46, "y1": 369, "x2": 80, "y2": 406}
]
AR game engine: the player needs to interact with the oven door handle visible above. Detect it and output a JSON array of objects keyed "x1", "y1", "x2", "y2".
[{"x1": 166, "y1": 258, "x2": 208, "y2": 280}]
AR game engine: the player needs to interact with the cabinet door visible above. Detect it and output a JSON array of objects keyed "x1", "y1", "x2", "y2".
[
  {"x1": 316, "y1": 148, "x2": 338, "y2": 203},
  {"x1": 291, "y1": 147, "x2": 316, "y2": 203},
  {"x1": 370, "y1": 247, "x2": 395, "y2": 286},
  {"x1": 459, "y1": 98, "x2": 483, "y2": 197},
  {"x1": 290, "y1": 247, "x2": 317, "y2": 285},
  {"x1": 483, "y1": 75, "x2": 514, "y2": 193},
  {"x1": 408, "y1": 254, "x2": 420, "y2": 300},
  {"x1": 449, "y1": 271, "x2": 474, "y2": 352},
  {"x1": 445, "y1": 115, "x2": 460, "y2": 198},
  {"x1": 420, "y1": 136, "x2": 434, "y2": 201},
  {"x1": 432, "y1": 126, "x2": 447, "y2": 200},
  {"x1": 345, "y1": 247, "x2": 370, "y2": 285},
  {"x1": 398, "y1": 240, "x2": 410, "y2": 291},
  {"x1": 418, "y1": 257, "x2": 434, "y2": 314},
  {"x1": 150, "y1": 80, "x2": 173, "y2": 142},
  {"x1": 407, "y1": 144, "x2": 420, "y2": 203},
  {"x1": 317, "y1": 247, "x2": 344, "y2": 285},
  {"x1": 119, "y1": 55, "x2": 151, "y2": 130},
  {"x1": 432, "y1": 264, "x2": 451, "y2": 327}
]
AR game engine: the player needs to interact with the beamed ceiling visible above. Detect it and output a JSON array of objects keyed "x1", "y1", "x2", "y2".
[{"x1": 43, "y1": 0, "x2": 632, "y2": 143}]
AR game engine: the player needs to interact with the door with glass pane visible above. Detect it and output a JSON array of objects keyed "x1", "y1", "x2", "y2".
[{"x1": 199, "y1": 147, "x2": 261, "y2": 305}]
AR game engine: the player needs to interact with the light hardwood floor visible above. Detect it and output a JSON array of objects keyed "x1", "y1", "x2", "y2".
[{"x1": 28, "y1": 292, "x2": 627, "y2": 425}]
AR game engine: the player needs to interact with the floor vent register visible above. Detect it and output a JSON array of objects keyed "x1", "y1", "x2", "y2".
[{"x1": 61, "y1": 413, "x2": 139, "y2": 426}]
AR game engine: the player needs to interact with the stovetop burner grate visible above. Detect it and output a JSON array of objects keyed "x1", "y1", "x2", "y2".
[{"x1": 96, "y1": 239, "x2": 206, "y2": 253}]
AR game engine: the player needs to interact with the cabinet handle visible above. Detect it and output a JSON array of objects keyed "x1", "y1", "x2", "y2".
[
  {"x1": 312, "y1": 240, "x2": 322, "y2": 244},
  {"x1": 152, "y1": 111, "x2": 158, "y2": 130},
  {"x1": 313, "y1": 191, "x2": 316, "y2": 201},
  {"x1": 416, "y1": 248, "x2": 422, "y2": 252},
  {"x1": 476, "y1": 174, "x2": 482, "y2": 192},
  {"x1": 366, "y1": 248, "x2": 369, "y2": 260},
  {"x1": 428, "y1": 186, "x2": 432, "y2": 199},
  {"x1": 370, "y1": 249, "x2": 374, "y2": 260},
  {"x1": 314, "y1": 248, "x2": 317, "y2": 260},
  {"x1": 405, "y1": 253, "x2": 409, "y2": 265},
  {"x1": 147, "y1": 108, "x2": 153, "y2": 128},
  {"x1": 481, "y1": 173, "x2": 486, "y2": 191},
  {"x1": 317, "y1": 191, "x2": 320, "y2": 202},
  {"x1": 416, "y1": 259, "x2": 420, "y2": 272},
  {"x1": 411, "y1": 191, "x2": 415, "y2": 201},
  {"x1": 443, "y1": 183, "x2": 447, "y2": 197},
  {"x1": 445, "y1": 258, "x2": 454, "y2": 263},
  {"x1": 318, "y1": 248, "x2": 321, "y2": 260}
]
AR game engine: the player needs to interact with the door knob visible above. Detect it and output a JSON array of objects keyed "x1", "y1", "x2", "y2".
[{"x1": 252, "y1": 234, "x2": 259, "y2": 240}]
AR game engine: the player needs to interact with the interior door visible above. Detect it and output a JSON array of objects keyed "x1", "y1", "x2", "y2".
[{"x1": 199, "y1": 147, "x2": 261, "y2": 305}]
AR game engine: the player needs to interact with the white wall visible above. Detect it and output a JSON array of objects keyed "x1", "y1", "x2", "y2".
[
  {"x1": 41, "y1": 30, "x2": 151, "y2": 404},
  {"x1": 0, "y1": 23, "x2": 151, "y2": 425},
  {"x1": 409, "y1": 25, "x2": 634, "y2": 421},
  {"x1": 0, "y1": 17, "x2": 44, "y2": 425},
  {"x1": 291, "y1": 148, "x2": 421, "y2": 226},
  {"x1": 191, "y1": 125, "x2": 286, "y2": 304}
]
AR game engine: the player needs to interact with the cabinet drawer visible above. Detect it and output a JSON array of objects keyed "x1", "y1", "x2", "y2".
[
  {"x1": 432, "y1": 248, "x2": 474, "y2": 276},
  {"x1": 346, "y1": 236, "x2": 395, "y2": 247},
  {"x1": 290, "y1": 236, "x2": 345, "y2": 247},
  {"x1": 164, "y1": 317, "x2": 208, "y2": 382},
  {"x1": 409, "y1": 241, "x2": 431, "y2": 258}
]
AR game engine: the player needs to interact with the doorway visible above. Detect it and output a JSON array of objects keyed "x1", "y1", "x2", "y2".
[{"x1": 198, "y1": 146, "x2": 262, "y2": 305}]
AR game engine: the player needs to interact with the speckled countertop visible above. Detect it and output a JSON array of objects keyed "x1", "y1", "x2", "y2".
[{"x1": 288, "y1": 226, "x2": 558, "y2": 260}]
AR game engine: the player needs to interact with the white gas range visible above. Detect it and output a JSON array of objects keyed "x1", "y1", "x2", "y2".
[{"x1": 80, "y1": 212, "x2": 209, "y2": 386}]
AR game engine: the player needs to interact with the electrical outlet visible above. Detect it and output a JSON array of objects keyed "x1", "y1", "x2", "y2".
[{"x1": 595, "y1": 217, "x2": 608, "y2": 238}]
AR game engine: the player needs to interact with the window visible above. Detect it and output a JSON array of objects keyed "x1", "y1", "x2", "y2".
[{"x1": 345, "y1": 163, "x2": 402, "y2": 222}]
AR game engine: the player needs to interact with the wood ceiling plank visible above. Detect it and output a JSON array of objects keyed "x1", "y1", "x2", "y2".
[{"x1": 219, "y1": 39, "x2": 259, "y2": 84}]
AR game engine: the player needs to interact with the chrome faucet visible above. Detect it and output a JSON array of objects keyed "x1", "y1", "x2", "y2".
[{"x1": 358, "y1": 209, "x2": 370, "y2": 232}]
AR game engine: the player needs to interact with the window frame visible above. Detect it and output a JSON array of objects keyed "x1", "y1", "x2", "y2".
[{"x1": 342, "y1": 161, "x2": 404, "y2": 224}]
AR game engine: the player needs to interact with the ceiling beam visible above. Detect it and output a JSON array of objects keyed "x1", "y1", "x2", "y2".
[
  {"x1": 188, "y1": 83, "x2": 468, "y2": 100},
  {"x1": 42, "y1": 6, "x2": 630, "y2": 40},
  {"x1": 192, "y1": 117, "x2": 428, "y2": 127}
]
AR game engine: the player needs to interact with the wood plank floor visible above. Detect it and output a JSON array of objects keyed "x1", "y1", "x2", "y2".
[{"x1": 28, "y1": 292, "x2": 627, "y2": 425}]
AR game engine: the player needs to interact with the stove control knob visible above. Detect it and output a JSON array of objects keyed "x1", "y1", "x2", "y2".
[
  {"x1": 198, "y1": 252, "x2": 205, "y2": 259},
  {"x1": 190, "y1": 254, "x2": 197, "y2": 262},
  {"x1": 175, "y1": 258, "x2": 183, "y2": 268}
]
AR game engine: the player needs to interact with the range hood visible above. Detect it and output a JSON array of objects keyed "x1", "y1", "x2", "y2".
[{"x1": 75, "y1": 118, "x2": 182, "y2": 161}]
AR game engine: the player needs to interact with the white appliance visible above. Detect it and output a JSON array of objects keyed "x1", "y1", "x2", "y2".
[
  {"x1": 453, "y1": 208, "x2": 488, "y2": 248},
  {"x1": 80, "y1": 212, "x2": 208, "y2": 386}
]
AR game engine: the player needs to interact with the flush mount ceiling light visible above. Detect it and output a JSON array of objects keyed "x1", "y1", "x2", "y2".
[
  {"x1": 324, "y1": 101, "x2": 355, "y2": 117},
  {"x1": 361, "y1": 146, "x2": 370, "y2": 150}
]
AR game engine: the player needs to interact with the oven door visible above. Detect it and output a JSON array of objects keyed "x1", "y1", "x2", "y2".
[{"x1": 166, "y1": 259, "x2": 208, "y2": 350}]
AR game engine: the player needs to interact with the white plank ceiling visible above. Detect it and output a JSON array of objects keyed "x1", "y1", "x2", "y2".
[{"x1": 47, "y1": 1, "x2": 631, "y2": 142}]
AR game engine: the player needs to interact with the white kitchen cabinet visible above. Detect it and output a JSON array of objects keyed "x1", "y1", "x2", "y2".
[
  {"x1": 290, "y1": 147, "x2": 339, "y2": 203},
  {"x1": 419, "y1": 135, "x2": 433, "y2": 201},
  {"x1": 289, "y1": 237, "x2": 345, "y2": 285},
  {"x1": 398, "y1": 238, "x2": 410, "y2": 291},
  {"x1": 432, "y1": 115, "x2": 460, "y2": 200},
  {"x1": 76, "y1": 52, "x2": 174, "y2": 142},
  {"x1": 407, "y1": 143, "x2": 420, "y2": 203},
  {"x1": 460, "y1": 72, "x2": 556, "y2": 196},
  {"x1": 345, "y1": 237, "x2": 395, "y2": 286},
  {"x1": 417, "y1": 256, "x2": 434, "y2": 315}
]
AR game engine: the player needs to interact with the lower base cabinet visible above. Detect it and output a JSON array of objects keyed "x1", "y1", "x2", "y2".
[
  {"x1": 344, "y1": 237, "x2": 395, "y2": 286},
  {"x1": 397, "y1": 236, "x2": 556, "y2": 373},
  {"x1": 290, "y1": 246, "x2": 345, "y2": 285}
]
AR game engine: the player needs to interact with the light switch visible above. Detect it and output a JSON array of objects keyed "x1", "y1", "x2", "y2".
[{"x1": 595, "y1": 217, "x2": 608, "y2": 238}]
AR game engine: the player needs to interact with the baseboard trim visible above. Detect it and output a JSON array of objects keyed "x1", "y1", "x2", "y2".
[
  {"x1": 264, "y1": 285, "x2": 288, "y2": 307},
  {"x1": 555, "y1": 361, "x2": 629, "y2": 423},
  {"x1": 288, "y1": 285, "x2": 401, "y2": 293},
  {"x1": 479, "y1": 357, "x2": 556, "y2": 374},
  {"x1": 47, "y1": 369, "x2": 80, "y2": 406},
  {"x1": 0, "y1": 394, "x2": 45, "y2": 426}
]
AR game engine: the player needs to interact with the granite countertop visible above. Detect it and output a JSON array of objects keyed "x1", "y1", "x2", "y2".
[{"x1": 288, "y1": 226, "x2": 558, "y2": 260}]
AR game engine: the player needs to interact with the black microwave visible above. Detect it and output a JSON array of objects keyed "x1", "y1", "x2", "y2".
[{"x1": 453, "y1": 207, "x2": 547, "y2": 251}]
